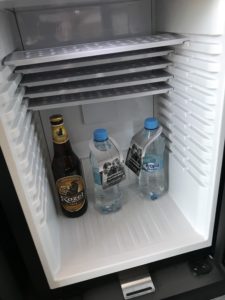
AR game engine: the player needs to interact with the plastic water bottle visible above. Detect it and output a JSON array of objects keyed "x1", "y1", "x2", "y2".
[
  {"x1": 139, "y1": 118, "x2": 166, "y2": 200},
  {"x1": 90, "y1": 128, "x2": 123, "y2": 214}
]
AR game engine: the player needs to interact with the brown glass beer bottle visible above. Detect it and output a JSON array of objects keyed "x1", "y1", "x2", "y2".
[{"x1": 50, "y1": 114, "x2": 87, "y2": 217}]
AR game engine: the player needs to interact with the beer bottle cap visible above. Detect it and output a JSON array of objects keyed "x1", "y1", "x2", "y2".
[{"x1": 50, "y1": 114, "x2": 63, "y2": 125}]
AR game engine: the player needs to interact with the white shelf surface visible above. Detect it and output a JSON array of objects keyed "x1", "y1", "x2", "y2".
[{"x1": 54, "y1": 188, "x2": 207, "y2": 288}]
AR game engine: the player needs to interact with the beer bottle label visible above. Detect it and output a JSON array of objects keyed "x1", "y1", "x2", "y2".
[
  {"x1": 52, "y1": 123, "x2": 69, "y2": 144},
  {"x1": 56, "y1": 175, "x2": 86, "y2": 212}
]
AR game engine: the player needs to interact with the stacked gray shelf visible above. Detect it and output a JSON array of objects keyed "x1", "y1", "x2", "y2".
[{"x1": 4, "y1": 33, "x2": 187, "y2": 109}]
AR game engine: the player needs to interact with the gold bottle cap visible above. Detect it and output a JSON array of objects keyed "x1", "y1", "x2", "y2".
[{"x1": 50, "y1": 114, "x2": 63, "y2": 124}]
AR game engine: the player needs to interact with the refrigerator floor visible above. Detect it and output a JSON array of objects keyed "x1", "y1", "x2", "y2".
[{"x1": 53, "y1": 188, "x2": 208, "y2": 288}]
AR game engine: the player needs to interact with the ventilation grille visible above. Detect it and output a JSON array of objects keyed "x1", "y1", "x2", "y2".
[{"x1": 157, "y1": 34, "x2": 221, "y2": 186}]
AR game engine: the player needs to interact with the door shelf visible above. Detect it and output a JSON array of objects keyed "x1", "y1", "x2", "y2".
[
  {"x1": 4, "y1": 33, "x2": 187, "y2": 67},
  {"x1": 27, "y1": 82, "x2": 173, "y2": 110},
  {"x1": 26, "y1": 70, "x2": 172, "y2": 99}
]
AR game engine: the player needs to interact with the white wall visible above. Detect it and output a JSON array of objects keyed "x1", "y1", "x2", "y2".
[{"x1": 155, "y1": 0, "x2": 225, "y2": 35}]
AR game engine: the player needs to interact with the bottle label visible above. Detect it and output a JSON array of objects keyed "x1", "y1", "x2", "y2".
[
  {"x1": 100, "y1": 157, "x2": 126, "y2": 189},
  {"x1": 52, "y1": 123, "x2": 69, "y2": 144},
  {"x1": 125, "y1": 143, "x2": 143, "y2": 176},
  {"x1": 142, "y1": 155, "x2": 163, "y2": 172},
  {"x1": 56, "y1": 175, "x2": 86, "y2": 212},
  {"x1": 125, "y1": 126, "x2": 163, "y2": 176},
  {"x1": 89, "y1": 138, "x2": 126, "y2": 189}
]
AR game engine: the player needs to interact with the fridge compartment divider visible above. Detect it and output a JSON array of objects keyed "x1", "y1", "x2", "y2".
[
  {"x1": 188, "y1": 159, "x2": 209, "y2": 179},
  {"x1": 189, "y1": 114, "x2": 214, "y2": 134},
  {"x1": 0, "y1": 65, "x2": 15, "y2": 81},
  {"x1": 188, "y1": 125, "x2": 213, "y2": 146},
  {"x1": 187, "y1": 150, "x2": 211, "y2": 172},
  {"x1": 171, "y1": 82, "x2": 216, "y2": 105},
  {"x1": 171, "y1": 136, "x2": 210, "y2": 173},
  {"x1": 157, "y1": 98, "x2": 173, "y2": 112},
  {"x1": 3, "y1": 88, "x2": 25, "y2": 123},
  {"x1": 187, "y1": 168, "x2": 207, "y2": 187},
  {"x1": 173, "y1": 48, "x2": 220, "y2": 63},
  {"x1": 19, "y1": 139, "x2": 35, "y2": 173},
  {"x1": 170, "y1": 144, "x2": 187, "y2": 165},
  {"x1": 14, "y1": 110, "x2": 32, "y2": 147},
  {"x1": 175, "y1": 40, "x2": 223, "y2": 54},
  {"x1": 170, "y1": 145, "x2": 208, "y2": 186},
  {"x1": 29, "y1": 152, "x2": 43, "y2": 202},
  {"x1": 27, "y1": 82, "x2": 173, "y2": 110},
  {"x1": 10, "y1": 101, "x2": 28, "y2": 139},
  {"x1": 169, "y1": 91, "x2": 215, "y2": 119},
  {"x1": 168, "y1": 53, "x2": 220, "y2": 72},
  {"x1": 35, "y1": 165, "x2": 46, "y2": 214},
  {"x1": 23, "y1": 153, "x2": 37, "y2": 185},
  {"x1": 4, "y1": 33, "x2": 187, "y2": 67},
  {"x1": 14, "y1": 48, "x2": 174, "y2": 75},
  {"x1": 168, "y1": 66, "x2": 218, "y2": 89},
  {"x1": 188, "y1": 137, "x2": 212, "y2": 158},
  {"x1": 16, "y1": 122, "x2": 35, "y2": 161},
  {"x1": 0, "y1": 74, "x2": 21, "y2": 107},
  {"x1": 171, "y1": 77, "x2": 216, "y2": 100},
  {"x1": 25, "y1": 70, "x2": 172, "y2": 99},
  {"x1": 20, "y1": 58, "x2": 172, "y2": 88}
]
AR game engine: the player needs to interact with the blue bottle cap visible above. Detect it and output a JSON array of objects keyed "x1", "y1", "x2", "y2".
[
  {"x1": 93, "y1": 128, "x2": 108, "y2": 142},
  {"x1": 144, "y1": 117, "x2": 159, "y2": 130}
]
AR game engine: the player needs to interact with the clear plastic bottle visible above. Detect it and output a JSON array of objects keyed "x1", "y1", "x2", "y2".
[
  {"x1": 90, "y1": 128, "x2": 123, "y2": 214},
  {"x1": 139, "y1": 118, "x2": 166, "y2": 200}
]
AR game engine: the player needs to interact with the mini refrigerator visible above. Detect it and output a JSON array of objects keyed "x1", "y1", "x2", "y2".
[{"x1": 1, "y1": 0, "x2": 225, "y2": 299}]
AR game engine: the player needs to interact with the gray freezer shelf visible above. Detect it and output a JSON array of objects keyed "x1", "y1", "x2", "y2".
[
  {"x1": 28, "y1": 82, "x2": 173, "y2": 110},
  {"x1": 21, "y1": 58, "x2": 172, "y2": 87},
  {"x1": 15, "y1": 47, "x2": 173, "y2": 75},
  {"x1": 4, "y1": 33, "x2": 187, "y2": 67},
  {"x1": 25, "y1": 70, "x2": 172, "y2": 99}
]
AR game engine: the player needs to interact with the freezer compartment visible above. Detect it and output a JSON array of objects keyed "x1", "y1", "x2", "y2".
[{"x1": 4, "y1": 34, "x2": 183, "y2": 109}]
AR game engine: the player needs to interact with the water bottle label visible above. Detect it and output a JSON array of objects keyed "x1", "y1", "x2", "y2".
[
  {"x1": 99, "y1": 158, "x2": 126, "y2": 189},
  {"x1": 125, "y1": 142, "x2": 142, "y2": 176},
  {"x1": 90, "y1": 137, "x2": 126, "y2": 189},
  {"x1": 126, "y1": 126, "x2": 163, "y2": 176},
  {"x1": 142, "y1": 155, "x2": 163, "y2": 172}
]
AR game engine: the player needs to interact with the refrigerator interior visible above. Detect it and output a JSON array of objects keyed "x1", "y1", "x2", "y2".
[{"x1": 1, "y1": 0, "x2": 225, "y2": 289}]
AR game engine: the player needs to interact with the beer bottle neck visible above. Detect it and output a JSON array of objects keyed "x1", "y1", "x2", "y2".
[
  {"x1": 53, "y1": 140, "x2": 73, "y2": 157},
  {"x1": 51, "y1": 122, "x2": 73, "y2": 156}
]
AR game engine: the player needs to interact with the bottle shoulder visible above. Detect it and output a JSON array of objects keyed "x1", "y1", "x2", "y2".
[
  {"x1": 145, "y1": 134, "x2": 165, "y2": 154},
  {"x1": 93, "y1": 140, "x2": 112, "y2": 151}
]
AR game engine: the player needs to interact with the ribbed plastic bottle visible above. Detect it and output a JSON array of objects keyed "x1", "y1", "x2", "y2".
[
  {"x1": 90, "y1": 128, "x2": 123, "y2": 213},
  {"x1": 139, "y1": 118, "x2": 166, "y2": 200}
]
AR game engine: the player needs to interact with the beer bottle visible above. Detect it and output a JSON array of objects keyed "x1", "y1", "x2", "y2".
[{"x1": 50, "y1": 114, "x2": 87, "y2": 217}]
